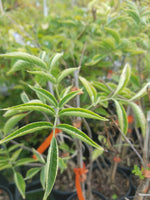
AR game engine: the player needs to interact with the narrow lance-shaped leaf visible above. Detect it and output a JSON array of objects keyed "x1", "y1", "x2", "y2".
[
  {"x1": 79, "y1": 76, "x2": 97, "y2": 104},
  {"x1": 105, "y1": 27, "x2": 120, "y2": 44},
  {"x1": 92, "y1": 81, "x2": 111, "y2": 94},
  {"x1": 14, "y1": 158, "x2": 37, "y2": 167},
  {"x1": 43, "y1": 137, "x2": 58, "y2": 200},
  {"x1": 0, "y1": 164, "x2": 12, "y2": 171},
  {"x1": 4, "y1": 113, "x2": 28, "y2": 135},
  {"x1": 25, "y1": 168, "x2": 41, "y2": 180},
  {"x1": 20, "y1": 91, "x2": 30, "y2": 103},
  {"x1": 128, "y1": 102, "x2": 146, "y2": 136},
  {"x1": 3, "y1": 102, "x2": 55, "y2": 117},
  {"x1": 32, "y1": 148, "x2": 45, "y2": 163},
  {"x1": 60, "y1": 85, "x2": 72, "y2": 99},
  {"x1": 8, "y1": 144, "x2": 22, "y2": 152},
  {"x1": 14, "y1": 172, "x2": 25, "y2": 199},
  {"x1": 113, "y1": 100, "x2": 128, "y2": 135},
  {"x1": 0, "y1": 122, "x2": 53, "y2": 144},
  {"x1": 7, "y1": 60, "x2": 30, "y2": 75},
  {"x1": 112, "y1": 63, "x2": 131, "y2": 97},
  {"x1": 10, "y1": 148, "x2": 22, "y2": 162},
  {"x1": 59, "y1": 90, "x2": 82, "y2": 108},
  {"x1": 29, "y1": 85, "x2": 58, "y2": 107},
  {"x1": 129, "y1": 82, "x2": 150, "y2": 101},
  {"x1": 0, "y1": 52, "x2": 47, "y2": 69},
  {"x1": 40, "y1": 166, "x2": 46, "y2": 190},
  {"x1": 28, "y1": 71, "x2": 56, "y2": 84},
  {"x1": 59, "y1": 108, "x2": 108, "y2": 121},
  {"x1": 56, "y1": 124, "x2": 103, "y2": 151},
  {"x1": 57, "y1": 67, "x2": 78, "y2": 83},
  {"x1": 49, "y1": 52, "x2": 64, "y2": 72}
]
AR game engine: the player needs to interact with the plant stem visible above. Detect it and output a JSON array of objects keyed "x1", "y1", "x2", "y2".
[
  {"x1": 112, "y1": 119, "x2": 145, "y2": 167},
  {"x1": 48, "y1": 81, "x2": 54, "y2": 96},
  {"x1": 0, "y1": 0, "x2": 4, "y2": 15},
  {"x1": 10, "y1": 140, "x2": 47, "y2": 159},
  {"x1": 111, "y1": 135, "x2": 122, "y2": 183},
  {"x1": 73, "y1": 44, "x2": 87, "y2": 198},
  {"x1": 53, "y1": 107, "x2": 59, "y2": 138},
  {"x1": 143, "y1": 111, "x2": 150, "y2": 166},
  {"x1": 82, "y1": 118, "x2": 93, "y2": 200}
]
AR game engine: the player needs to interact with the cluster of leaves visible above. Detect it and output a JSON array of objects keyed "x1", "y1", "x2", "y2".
[
  {"x1": 0, "y1": 50, "x2": 149, "y2": 199},
  {"x1": 0, "y1": 0, "x2": 150, "y2": 128},
  {"x1": 132, "y1": 165, "x2": 145, "y2": 180},
  {"x1": 0, "y1": 1, "x2": 150, "y2": 199}
]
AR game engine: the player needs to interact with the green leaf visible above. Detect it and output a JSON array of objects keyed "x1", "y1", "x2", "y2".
[
  {"x1": 40, "y1": 166, "x2": 46, "y2": 190},
  {"x1": 113, "y1": 100, "x2": 128, "y2": 135},
  {"x1": 79, "y1": 76, "x2": 97, "y2": 104},
  {"x1": 3, "y1": 103, "x2": 55, "y2": 117},
  {"x1": 60, "y1": 85, "x2": 72, "y2": 99},
  {"x1": 0, "y1": 122, "x2": 53, "y2": 144},
  {"x1": 49, "y1": 52, "x2": 64, "y2": 72},
  {"x1": 57, "y1": 67, "x2": 78, "y2": 83},
  {"x1": 92, "y1": 81, "x2": 111, "y2": 94},
  {"x1": 112, "y1": 63, "x2": 131, "y2": 97},
  {"x1": 43, "y1": 138, "x2": 58, "y2": 200},
  {"x1": 58, "y1": 158, "x2": 67, "y2": 173},
  {"x1": 28, "y1": 71, "x2": 56, "y2": 84},
  {"x1": 4, "y1": 113, "x2": 27, "y2": 135},
  {"x1": 129, "y1": 83, "x2": 150, "y2": 101},
  {"x1": 0, "y1": 52, "x2": 47, "y2": 69},
  {"x1": 92, "y1": 149, "x2": 103, "y2": 161},
  {"x1": 14, "y1": 172, "x2": 25, "y2": 199},
  {"x1": 7, "y1": 60, "x2": 30, "y2": 75},
  {"x1": 20, "y1": 91, "x2": 30, "y2": 103},
  {"x1": 29, "y1": 86, "x2": 58, "y2": 107},
  {"x1": 56, "y1": 124, "x2": 104, "y2": 151},
  {"x1": 0, "y1": 163, "x2": 12, "y2": 171},
  {"x1": 32, "y1": 148, "x2": 45, "y2": 164},
  {"x1": 105, "y1": 27, "x2": 120, "y2": 44},
  {"x1": 25, "y1": 168, "x2": 41, "y2": 180},
  {"x1": 10, "y1": 148, "x2": 22, "y2": 162},
  {"x1": 59, "y1": 90, "x2": 81, "y2": 108},
  {"x1": 8, "y1": 144, "x2": 22, "y2": 152},
  {"x1": 59, "y1": 108, "x2": 108, "y2": 121},
  {"x1": 0, "y1": 157, "x2": 9, "y2": 163},
  {"x1": 14, "y1": 158, "x2": 37, "y2": 167},
  {"x1": 128, "y1": 102, "x2": 146, "y2": 136}
]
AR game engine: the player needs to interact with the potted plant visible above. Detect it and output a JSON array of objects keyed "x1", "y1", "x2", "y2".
[
  {"x1": 1, "y1": 49, "x2": 150, "y2": 200},
  {"x1": 0, "y1": 51, "x2": 108, "y2": 200}
]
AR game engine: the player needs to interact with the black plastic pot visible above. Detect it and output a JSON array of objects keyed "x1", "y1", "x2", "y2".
[
  {"x1": 67, "y1": 190, "x2": 106, "y2": 200},
  {"x1": 91, "y1": 163, "x2": 133, "y2": 200},
  {"x1": 52, "y1": 189, "x2": 73, "y2": 200},
  {"x1": 115, "y1": 167, "x2": 132, "y2": 200},
  {"x1": 0, "y1": 185, "x2": 14, "y2": 200},
  {"x1": 0, "y1": 172, "x2": 14, "y2": 200}
]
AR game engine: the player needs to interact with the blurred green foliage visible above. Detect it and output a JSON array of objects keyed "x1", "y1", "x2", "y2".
[{"x1": 0, "y1": 0, "x2": 150, "y2": 134}]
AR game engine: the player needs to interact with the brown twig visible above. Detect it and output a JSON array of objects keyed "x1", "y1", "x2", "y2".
[{"x1": 112, "y1": 119, "x2": 145, "y2": 167}]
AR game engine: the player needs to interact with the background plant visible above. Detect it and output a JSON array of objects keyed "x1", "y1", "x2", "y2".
[{"x1": 0, "y1": 0, "x2": 150, "y2": 199}]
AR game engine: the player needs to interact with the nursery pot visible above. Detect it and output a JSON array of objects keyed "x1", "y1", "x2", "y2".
[
  {"x1": 67, "y1": 190, "x2": 106, "y2": 200},
  {"x1": 52, "y1": 189, "x2": 73, "y2": 200},
  {"x1": 0, "y1": 172, "x2": 14, "y2": 200},
  {"x1": 0, "y1": 185, "x2": 14, "y2": 200},
  {"x1": 92, "y1": 164, "x2": 132, "y2": 200}
]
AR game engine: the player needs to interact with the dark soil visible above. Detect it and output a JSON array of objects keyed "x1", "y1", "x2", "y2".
[
  {"x1": 69, "y1": 193, "x2": 104, "y2": 200},
  {"x1": 91, "y1": 168, "x2": 130, "y2": 199},
  {"x1": 54, "y1": 162, "x2": 130, "y2": 200},
  {"x1": 130, "y1": 174, "x2": 141, "y2": 189},
  {"x1": 54, "y1": 162, "x2": 76, "y2": 191}
]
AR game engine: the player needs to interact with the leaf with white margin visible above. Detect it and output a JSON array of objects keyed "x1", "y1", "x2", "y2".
[{"x1": 112, "y1": 63, "x2": 131, "y2": 97}]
